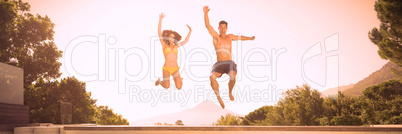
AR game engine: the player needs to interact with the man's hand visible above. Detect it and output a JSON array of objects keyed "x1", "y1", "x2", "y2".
[
  {"x1": 203, "y1": 6, "x2": 210, "y2": 14},
  {"x1": 159, "y1": 12, "x2": 165, "y2": 20},
  {"x1": 203, "y1": 5, "x2": 218, "y2": 37},
  {"x1": 186, "y1": 24, "x2": 192, "y2": 31}
]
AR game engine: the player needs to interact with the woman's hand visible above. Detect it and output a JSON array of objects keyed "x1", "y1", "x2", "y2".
[
  {"x1": 186, "y1": 24, "x2": 192, "y2": 31},
  {"x1": 159, "y1": 12, "x2": 165, "y2": 20},
  {"x1": 158, "y1": 12, "x2": 166, "y2": 47}
]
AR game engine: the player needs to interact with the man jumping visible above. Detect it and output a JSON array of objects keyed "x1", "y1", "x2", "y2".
[{"x1": 203, "y1": 6, "x2": 255, "y2": 109}]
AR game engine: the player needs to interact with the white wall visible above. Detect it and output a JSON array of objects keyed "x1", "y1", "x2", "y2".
[{"x1": 0, "y1": 62, "x2": 23, "y2": 105}]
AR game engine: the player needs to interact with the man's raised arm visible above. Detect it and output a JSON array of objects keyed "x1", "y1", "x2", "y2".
[{"x1": 203, "y1": 6, "x2": 218, "y2": 37}]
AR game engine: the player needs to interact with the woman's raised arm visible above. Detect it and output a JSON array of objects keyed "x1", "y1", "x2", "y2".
[
  {"x1": 158, "y1": 13, "x2": 166, "y2": 47},
  {"x1": 178, "y1": 24, "x2": 192, "y2": 47}
]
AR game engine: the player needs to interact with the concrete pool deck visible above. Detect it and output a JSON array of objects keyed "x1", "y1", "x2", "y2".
[{"x1": 13, "y1": 125, "x2": 402, "y2": 134}]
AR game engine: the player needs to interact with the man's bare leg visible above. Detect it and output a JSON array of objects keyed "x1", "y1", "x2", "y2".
[
  {"x1": 228, "y1": 71, "x2": 237, "y2": 101},
  {"x1": 210, "y1": 72, "x2": 225, "y2": 109}
]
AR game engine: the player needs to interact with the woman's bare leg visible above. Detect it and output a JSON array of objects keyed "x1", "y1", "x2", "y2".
[
  {"x1": 156, "y1": 68, "x2": 171, "y2": 89},
  {"x1": 172, "y1": 70, "x2": 183, "y2": 90}
]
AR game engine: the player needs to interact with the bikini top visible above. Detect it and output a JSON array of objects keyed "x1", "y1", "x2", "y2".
[{"x1": 164, "y1": 45, "x2": 178, "y2": 54}]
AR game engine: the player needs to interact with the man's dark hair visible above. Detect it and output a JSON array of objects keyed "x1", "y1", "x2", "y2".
[{"x1": 219, "y1": 20, "x2": 228, "y2": 27}]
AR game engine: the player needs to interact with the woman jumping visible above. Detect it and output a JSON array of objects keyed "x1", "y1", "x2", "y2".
[{"x1": 155, "y1": 13, "x2": 191, "y2": 89}]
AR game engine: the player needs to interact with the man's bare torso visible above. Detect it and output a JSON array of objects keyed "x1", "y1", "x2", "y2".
[{"x1": 213, "y1": 34, "x2": 232, "y2": 62}]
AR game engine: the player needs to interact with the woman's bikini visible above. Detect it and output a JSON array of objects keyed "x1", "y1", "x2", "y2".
[{"x1": 163, "y1": 45, "x2": 179, "y2": 75}]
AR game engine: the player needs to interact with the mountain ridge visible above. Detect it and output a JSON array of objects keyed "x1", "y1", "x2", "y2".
[
  {"x1": 343, "y1": 61, "x2": 401, "y2": 96},
  {"x1": 320, "y1": 61, "x2": 401, "y2": 96}
]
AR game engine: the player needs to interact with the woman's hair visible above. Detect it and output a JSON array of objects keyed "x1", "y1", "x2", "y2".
[{"x1": 162, "y1": 30, "x2": 182, "y2": 46}]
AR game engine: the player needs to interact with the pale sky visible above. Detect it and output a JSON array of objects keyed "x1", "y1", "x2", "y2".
[{"x1": 25, "y1": 0, "x2": 386, "y2": 123}]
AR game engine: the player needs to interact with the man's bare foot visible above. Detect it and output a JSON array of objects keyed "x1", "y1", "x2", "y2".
[
  {"x1": 155, "y1": 78, "x2": 161, "y2": 86},
  {"x1": 217, "y1": 96, "x2": 225, "y2": 109},
  {"x1": 229, "y1": 93, "x2": 234, "y2": 101}
]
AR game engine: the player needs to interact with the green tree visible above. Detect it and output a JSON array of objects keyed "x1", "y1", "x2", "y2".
[
  {"x1": 213, "y1": 114, "x2": 242, "y2": 126},
  {"x1": 264, "y1": 104, "x2": 285, "y2": 125},
  {"x1": 0, "y1": 0, "x2": 62, "y2": 87},
  {"x1": 317, "y1": 95, "x2": 337, "y2": 126},
  {"x1": 359, "y1": 80, "x2": 402, "y2": 124},
  {"x1": 24, "y1": 77, "x2": 59, "y2": 123},
  {"x1": 242, "y1": 105, "x2": 273, "y2": 125},
  {"x1": 163, "y1": 122, "x2": 173, "y2": 126},
  {"x1": 242, "y1": 81, "x2": 401, "y2": 126},
  {"x1": 368, "y1": 0, "x2": 402, "y2": 67},
  {"x1": 318, "y1": 92, "x2": 362, "y2": 126},
  {"x1": 269, "y1": 84, "x2": 324, "y2": 126},
  {"x1": 96, "y1": 106, "x2": 129, "y2": 125},
  {"x1": 57, "y1": 77, "x2": 98, "y2": 124},
  {"x1": 330, "y1": 115, "x2": 362, "y2": 126},
  {"x1": 1, "y1": 0, "x2": 130, "y2": 125},
  {"x1": 26, "y1": 77, "x2": 130, "y2": 125},
  {"x1": 0, "y1": 0, "x2": 17, "y2": 58},
  {"x1": 25, "y1": 77, "x2": 98, "y2": 124},
  {"x1": 175, "y1": 120, "x2": 184, "y2": 126}
]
